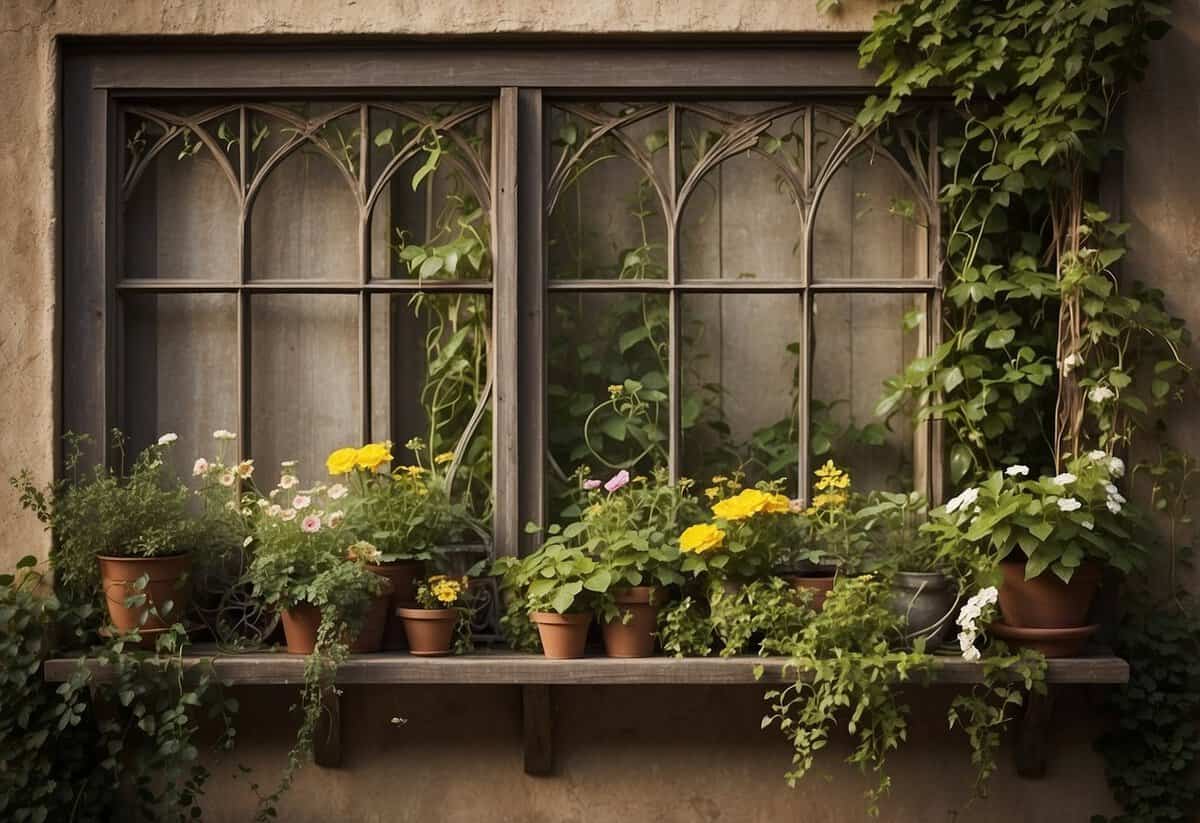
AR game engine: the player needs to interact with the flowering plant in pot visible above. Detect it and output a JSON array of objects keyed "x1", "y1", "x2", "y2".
[
  {"x1": 679, "y1": 475, "x2": 795, "y2": 584},
  {"x1": 12, "y1": 430, "x2": 207, "y2": 636},
  {"x1": 570, "y1": 467, "x2": 701, "y2": 657},
  {"x1": 335, "y1": 437, "x2": 476, "y2": 648},
  {"x1": 397, "y1": 575, "x2": 473, "y2": 655},
  {"x1": 926, "y1": 450, "x2": 1144, "y2": 655},
  {"x1": 492, "y1": 540, "x2": 606, "y2": 659}
]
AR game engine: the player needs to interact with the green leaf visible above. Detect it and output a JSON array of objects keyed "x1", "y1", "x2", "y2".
[
  {"x1": 985, "y1": 329, "x2": 1015, "y2": 349},
  {"x1": 950, "y1": 444, "x2": 973, "y2": 484},
  {"x1": 373, "y1": 128, "x2": 394, "y2": 147},
  {"x1": 583, "y1": 570, "x2": 612, "y2": 593}
]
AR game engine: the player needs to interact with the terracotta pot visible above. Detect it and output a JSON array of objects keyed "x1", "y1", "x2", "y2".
[
  {"x1": 98, "y1": 553, "x2": 192, "y2": 631},
  {"x1": 989, "y1": 622, "x2": 1099, "y2": 658},
  {"x1": 280, "y1": 594, "x2": 390, "y2": 655},
  {"x1": 998, "y1": 560, "x2": 1101, "y2": 629},
  {"x1": 530, "y1": 611, "x2": 592, "y2": 659},
  {"x1": 368, "y1": 560, "x2": 425, "y2": 650},
  {"x1": 601, "y1": 586, "x2": 669, "y2": 658},
  {"x1": 397, "y1": 607, "x2": 458, "y2": 656},
  {"x1": 784, "y1": 571, "x2": 837, "y2": 611}
]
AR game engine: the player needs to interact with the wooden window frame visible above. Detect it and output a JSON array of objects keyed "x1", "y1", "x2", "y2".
[{"x1": 61, "y1": 42, "x2": 943, "y2": 562}]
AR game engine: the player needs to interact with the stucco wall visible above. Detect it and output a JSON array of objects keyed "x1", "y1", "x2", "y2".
[{"x1": 2, "y1": 2, "x2": 1197, "y2": 821}]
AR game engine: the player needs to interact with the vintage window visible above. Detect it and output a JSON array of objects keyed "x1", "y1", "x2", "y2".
[{"x1": 62, "y1": 46, "x2": 942, "y2": 560}]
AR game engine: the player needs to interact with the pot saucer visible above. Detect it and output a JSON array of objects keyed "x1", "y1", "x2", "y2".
[{"x1": 989, "y1": 621, "x2": 1099, "y2": 658}]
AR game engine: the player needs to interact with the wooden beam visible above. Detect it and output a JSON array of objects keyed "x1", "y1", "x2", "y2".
[
  {"x1": 522, "y1": 685, "x2": 554, "y2": 776},
  {"x1": 1014, "y1": 688, "x2": 1054, "y2": 779},
  {"x1": 313, "y1": 688, "x2": 343, "y2": 768}
]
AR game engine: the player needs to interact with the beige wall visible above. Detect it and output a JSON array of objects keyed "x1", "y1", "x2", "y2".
[{"x1": 2, "y1": 1, "x2": 1198, "y2": 821}]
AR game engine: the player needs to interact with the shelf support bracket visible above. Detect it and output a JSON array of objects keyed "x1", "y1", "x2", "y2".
[
  {"x1": 1014, "y1": 687, "x2": 1054, "y2": 778},
  {"x1": 314, "y1": 687, "x2": 342, "y2": 768},
  {"x1": 522, "y1": 684, "x2": 553, "y2": 776}
]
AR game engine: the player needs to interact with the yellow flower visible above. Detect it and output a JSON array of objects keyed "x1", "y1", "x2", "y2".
[
  {"x1": 355, "y1": 441, "x2": 394, "y2": 471},
  {"x1": 402, "y1": 464, "x2": 427, "y2": 478},
  {"x1": 711, "y1": 475, "x2": 728, "y2": 485},
  {"x1": 608, "y1": 384, "x2": 624, "y2": 397},
  {"x1": 761, "y1": 493, "x2": 792, "y2": 514},
  {"x1": 679, "y1": 523, "x2": 725, "y2": 554},
  {"x1": 704, "y1": 486, "x2": 721, "y2": 500},
  {"x1": 808, "y1": 491, "x2": 848, "y2": 512},
  {"x1": 814, "y1": 460, "x2": 851, "y2": 492},
  {"x1": 434, "y1": 451, "x2": 456, "y2": 465},
  {"x1": 326, "y1": 447, "x2": 359, "y2": 476},
  {"x1": 712, "y1": 488, "x2": 792, "y2": 520},
  {"x1": 429, "y1": 575, "x2": 466, "y2": 605}
]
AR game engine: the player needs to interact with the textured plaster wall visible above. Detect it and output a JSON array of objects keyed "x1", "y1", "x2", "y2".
[{"x1": 1, "y1": 1, "x2": 1197, "y2": 821}]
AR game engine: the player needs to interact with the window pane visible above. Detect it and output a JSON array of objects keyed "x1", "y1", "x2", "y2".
[
  {"x1": 678, "y1": 102, "x2": 806, "y2": 281},
  {"x1": 370, "y1": 292, "x2": 493, "y2": 527},
  {"x1": 546, "y1": 103, "x2": 670, "y2": 280},
  {"x1": 546, "y1": 292, "x2": 670, "y2": 507},
  {"x1": 681, "y1": 293, "x2": 802, "y2": 494},
  {"x1": 123, "y1": 293, "x2": 238, "y2": 476},
  {"x1": 122, "y1": 113, "x2": 239, "y2": 280},
  {"x1": 368, "y1": 103, "x2": 492, "y2": 282},
  {"x1": 248, "y1": 104, "x2": 361, "y2": 281},
  {"x1": 812, "y1": 109, "x2": 930, "y2": 281},
  {"x1": 811, "y1": 293, "x2": 922, "y2": 493},
  {"x1": 250, "y1": 294, "x2": 359, "y2": 477}
]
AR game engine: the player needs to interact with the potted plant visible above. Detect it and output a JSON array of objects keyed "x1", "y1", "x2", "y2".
[
  {"x1": 336, "y1": 437, "x2": 475, "y2": 649},
  {"x1": 858, "y1": 490, "x2": 961, "y2": 647},
  {"x1": 927, "y1": 451, "x2": 1143, "y2": 656},
  {"x1": 493, "y1": 540, "x2": 606, "y2": 659},
  {"x1": 13, "y1": 431, "x2": 205, "y2": 638},
  {"x1": 682, "y1": 475, "x2": 795, "y2": 590},
  {"x1": 397, "y1": 574, "x2": 473, "y2": 655},
  {"x1": 572, "y1": 468, "x2": 699, "y2": 657},
  {"x1": 244, "y1": 464, "x2": 389, "y2": 654}
]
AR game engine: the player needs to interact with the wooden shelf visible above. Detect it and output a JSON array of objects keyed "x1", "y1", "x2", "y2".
[{"x1": 42, "y1": 645, "x2": 1129, "y2": 686}]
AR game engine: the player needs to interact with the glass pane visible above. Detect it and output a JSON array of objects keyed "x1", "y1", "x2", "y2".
[
  {"x1": 123, "y1": 115, "x2": 239, "y2": 280},
  {"x1": 546, "y1": 292, "x2": 670, "y2": 509},
  {"x1": 812, "y1": 125, "x2": 930, "y2": 281},
  {"x1": 368, "y1": 103, "x2": 492, "y2": 282},
  {"x1": 680, "y1": 293, "x2": 802, "y2": 494},
  {"x1": 250, "y1": 294, "x2": 359, "y2": 478},
  {"x1": 810, "y1": 293, "x2": 922, "y2": 493},
  {"x1": 678, "y1": 102, "x2": 806, "y2": 281},
  {"x1": 370, "y1": 292, "x2": 493, "y2": 527},
  {"x1": 546, "y1": 103, "x2": 670, "y2": 281},
  {"x1": 248, "y1": 105, "x2": 361, "y2": 281},
  {"x1": 123, "y1": 293, "x2": 239, "y2": 477}
]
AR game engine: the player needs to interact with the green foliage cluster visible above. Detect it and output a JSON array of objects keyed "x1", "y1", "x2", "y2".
[{"x1": 657, "y1": 577, "x2": 815, "y2": 659}]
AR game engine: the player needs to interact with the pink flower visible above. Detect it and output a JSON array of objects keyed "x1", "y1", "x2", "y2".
[
  {"x1": 192, "y1": 458, "x2": 209, "y2": 477},
  {"x1": 300, "y1": 514, "x2": 322, "y2": 533},
  {"x1": 583, "y1": 479, "x2": 602, "y2": 490},
  {"x1": 604, "y1": 470, "x2": 630, "y2": 493},
  {"x1": 292, "y1": 495, "x2": 312, "y2": 510}
]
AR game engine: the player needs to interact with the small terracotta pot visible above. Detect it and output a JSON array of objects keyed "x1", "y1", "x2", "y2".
[
  {"x1": 368, "y1": 560, "x2": 425, "y2": 650},
  {"x1": 784, "y1": 571, "x2": 837, "y2": 611},
  {"x1": 530, "y1": 611, "x2": 592, "y2": 659},
  {"x1": 280, "y1": 594, "x2": 390, "y2": 655},
  {"x1": 998, "y1": 560, "x2": 1101, "y2": 629},
  {"x1": 601, "y1": 586, "x2": 669, "y2": 658},
  {"x1": 98, "y1": 553, "x2": 192, "y2": 631},
  {"x1": 397, "y1": 607, "x2": 458, "y2": 656},
  {"x1": 989, "y1": 622, "x2": 1099, "y2": 658}
]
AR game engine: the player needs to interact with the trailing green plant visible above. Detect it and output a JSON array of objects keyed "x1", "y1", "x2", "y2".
[
  {"x1": 760, "y1": 575, "x2": 935, "y2": 815},
  {"x1": 709, "y1": 577, "x2": 814, "y2": 657},
  {"x1": 657, "y1": 595, "x2": 715, "y2": 658}
]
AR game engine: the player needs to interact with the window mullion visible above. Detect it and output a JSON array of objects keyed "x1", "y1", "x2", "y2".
[{"x1": 493, "y1": 87, "x2": 521, "y2": 558}]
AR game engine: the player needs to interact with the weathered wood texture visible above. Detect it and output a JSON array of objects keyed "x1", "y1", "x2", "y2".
[
  {"x1": 44, "y1": 648, "x2": 1130, "y2": 686},
  {"x1": 521, "y1": 684, "x2": 554, "y2": 776}
]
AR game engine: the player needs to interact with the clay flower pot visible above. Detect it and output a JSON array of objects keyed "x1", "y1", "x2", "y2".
[
  {"x1": 368, "y1": 560, "x2": 425, "y2": 650},
  {"x1": 989, "y1": 622, "x2": 1099, "y2": 658},
  {"x1": 98, "y1": 553, "x2": 192, "y2": 632},
  {"x1": 397, "y1": 607, "x2": 458, "y2": 656},
  {"x1": 783, "y1": 569, "x2": 837, "y2": 611},
  {"x1": 998, "y1": 560, "x2": 1101, "y2": 628},
  {"x1": 281, "y1": 594, "x2": 390, "y2": 655},
  {"x1": 530, "y1": 611, "x2": 592, "y2": 659},
  {"x1": 601, "y1": 586, "x2": 669, "y2": 658}
]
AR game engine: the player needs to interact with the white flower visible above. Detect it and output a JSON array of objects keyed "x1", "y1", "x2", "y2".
[
  {"x1": 945, "y1": 487, "x2": 980, "y2": 514},
  {"x1": 236, "y1": 459, "x2": 255, "y2": 479},
  {"x1": 1104, "y1": 483, "x2": 1118, "y2": 495},
  {"x1": 242, "y1": 535, "x2": 254, "y2": 547},
  {"x1": 281, "y1": 460, "x2": 298, "y2": 469},
  {"x1": 279, "y1": 474, "x2": 299, "y2": 490},
  {"x1": 300, "y1": 514, "x2": 322, "y2": 534},
  {"x1": 1109, "y1": 457, "x2": 1126, "y2": 478},
  {"x1": 267, "y1": 504, "x2": 282, "y2": 518},
  {"x1": 1051, "y1": 472, "x2": 1077, "y2": 487},
  {"x1": 1109, "y1": 491, "x2": 1127, "y2": 505},
  {"x1": 280, "y1": 508, "x2": 297, "y2": 522},
  {"x1": 292, "y1": 495, "x2": 312, "y2": 510},
  {"x1": 1005, "y1": 464, "x2": 1030, "y2": 477},
  {"x1": 192, "y1": 458, "x2": 210, "y2": 477},
  {"x1": 213, "y1": 429, "x2": 237, "y2": 441},
  {"x1": 269, "y1": 488, "x2": 281, "y2": 499},
  {"x1": 1062, "y1": 352, "x2": 1083, "y2": 374},
  {"x1": 1057, "y1": 497, "x2": 1083, "y2": 512},
  {"x1": 219, "y1": 469, "x2": 237, "y2": 488},
  {"x1": 1082, "y1": 520, "x2": 1094, "y2": 530},
  {"x1": 157, "y1": 432, "x2": 178, "y2": 446},
  {"x1": 1107, "y1": 499, "x2": 1123, "y2": 514},
  {"x1": 327, "y1": 510, "x2": 345, "y2": 528},
  {"x1": 1088, "y1": 386, "x2": 1115, "y2": 404},
  {"x1": 1088, "y1": 450, "x2": 1107, "y2": 461},
  {"x1": 961, "y1": 644, "x2": 982, "y2": 663},
  {"x1": 256, "y1": 498, "x2": 269, "y2": 509},
  {"x1": 328, "y1": 483, "x2": 349, "y2": 500}
]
